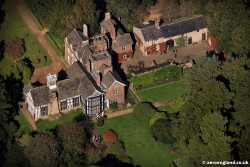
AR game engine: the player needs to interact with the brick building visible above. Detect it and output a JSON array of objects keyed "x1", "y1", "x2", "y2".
[
  {"x1": 133, "y1": 15, "x2": 208, "y2": 55},
  {"x1": 100, "y1": 12, "x2": 134, "y2": 63}
]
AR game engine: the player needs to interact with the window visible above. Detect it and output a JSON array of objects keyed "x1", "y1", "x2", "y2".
[
  {"x1": 202, "y1": 33, "x2": 206, "y2": 40},
  {"x1": 73, "y1": 97, "x2": 80, "y2": 107},
  {"x1": 114, "y1": 83, "x2": 118, "y2": 88},
  {"x1": 122, "y1": 55, "x2": 128, "y2": 59},
  {"x1": 147, "y1": 41, "x2": 150, "y2": 44},
  {"x1": 113, "y1": 89, "x2": 118, "y2": 95},
  {"x1": 114, "y1": 99, "x2": 118, "y2": 103},
  {"x1": 49, "y1": 80, "x2": 56, "y2": 86},
  {"x1": 156, "y1": 39, "x2": 159, "y2": 42},
  {"x1": 188, "y1": 37, "x2": 192, "y2": 44},
  {"x1": 121, "y1": 46, "x2": 126, "y2": 51},
  {"x1": 61, "y1": 100, "x2": 67, "y2": 110},
  {"x1": 40, "y1": 106, "x2": 48, "y2": 116}
]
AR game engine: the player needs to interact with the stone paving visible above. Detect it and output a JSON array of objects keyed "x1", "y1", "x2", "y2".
[{"x1": 121, "y1": 41, "x2": 210, "y2": 73}]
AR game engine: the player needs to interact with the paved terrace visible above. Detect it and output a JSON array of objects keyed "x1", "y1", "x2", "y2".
[{"x1": 121, "y1": 41, "x2": 210, "y2": 73}]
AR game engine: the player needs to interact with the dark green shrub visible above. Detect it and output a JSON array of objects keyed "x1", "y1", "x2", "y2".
[
  {"x1": 109, "y1": 102, "x2": 118, "y2": 112},
  {"x1": 150, "y1": 119, "x2": 176, "y2": 144},
  {"x1": 96, "y1": 117, "x2": 105, "y2": 127},
  {"x1": 133, "y1": 103, "x2": 156, "y2": 122}
]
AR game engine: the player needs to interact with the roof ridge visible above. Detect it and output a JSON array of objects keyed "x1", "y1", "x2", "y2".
[{"x1": 161, "y1": 15, "x2": 204, "y2": 27}]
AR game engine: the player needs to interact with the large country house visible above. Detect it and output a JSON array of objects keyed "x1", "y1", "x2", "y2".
[
  {"x1": 24, "y1": 60, "x2": 125, "y2": 121},
  {"x1": 133, "y1": 15, "x2": 207, "y2": 55}
]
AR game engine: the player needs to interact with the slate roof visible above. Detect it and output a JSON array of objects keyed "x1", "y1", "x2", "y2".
[
  {"x1": 30, "y1": 85, "x2": 51, "y2": 107},
  {"x1": 102, "y1": 71, "x2": 126, "y2": 89},
  {"x1": 23, "y1": 84, "x2": 33, "y2": 94},
  {"x1": 66, "y1": 29, "x2": 89, "y2": 51},
  {"x1": 66, "y1": 61, "x2": 85, "y2": 78},
  {"x1": 113, "y1": 33, "x2": 133, "y2": 48},
  {"x1": 61, "y1": 61, "x2": 103, "y2": 100},
  {"x1": 100, "y1": 19, "x2": 124, "y2": 35},
  {"x1": 134, "y1": 15, "x2": 207, "y2": 41}
]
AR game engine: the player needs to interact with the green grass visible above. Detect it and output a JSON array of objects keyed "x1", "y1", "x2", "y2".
[
  {"x1": 36, "y1": 109, "x2": 84, "y2": 131},
  {"x1": 44, "y1": 33, "x2": 64, "y2": 57},
  {"x1": 157, "y1": 105, "x2": 176, "y2": 113},
  {"x1": 15, "y1": 111, "x2": 33, "y2": 136},
  {"x1": 95, "y1": 113, "x2": 180, "y2": 167},
  {"x1": 126, "y1": 89, "x2": 139, "y2": 105},
  {"x1": 0, "y1": 0, "x2": 50, "y2": 67},
  {"x1": 137, "y1": 80, "x2": 189, "y2": 102}
]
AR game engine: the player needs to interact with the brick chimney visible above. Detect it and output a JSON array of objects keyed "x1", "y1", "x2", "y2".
[
  {"x1": 83, "y1": 24, "x2": 88, "y2": 37},
  {"x1": 105, "y1": 12, "x2": 111, "y2": 20}
]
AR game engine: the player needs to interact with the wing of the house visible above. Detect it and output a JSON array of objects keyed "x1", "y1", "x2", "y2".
[
  {"x1": 102, "y1": 70, "x2": 126, "y2": 105},
  {"x1": 133, "y1": 15, "x2": 207, "y2": 55},
  {"x1": 25, "y1": 85, "x2": 51, "y2": 120}
]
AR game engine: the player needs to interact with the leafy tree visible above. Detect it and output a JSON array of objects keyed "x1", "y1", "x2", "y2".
[
  {"x1": 169, "y1": 96, "x2": 186, "y2": 112},
  {"x1": 4, "y1": 38, "x2": 25, "y2": 61},
  {"x1": 179, "y1": 0, "x2": 195, "y2": 17},
  {"x1": 231, "y1": 23, "x2": 250, "y2": 56},
  {"x1": 181, "y1": 112, "x2": 232, "y2": 166},
  {"x1": 161, "y1": 0, "x2": 179, "y2": 21},
  {"x1": 149, "y1": 112, "x2": 167, "y2": 126},
  {"x1": 175, "y1": 36, "x2": 187, "y2": 48},
  {"x1": 24, "y1": 132, "x2": 61, "y2": 167},
  {"x1": 150, "y1": 119, "x2": 176, "y2": 144},
  {"x1": 106, "y1": 140, "x2": 131, "y2": 163},
  {"x1": 57, "y1": 120, "x2": 88, "y2": 165},
  {"x1": 133, "y1": 102, "x2": 156, "y2": 122}
]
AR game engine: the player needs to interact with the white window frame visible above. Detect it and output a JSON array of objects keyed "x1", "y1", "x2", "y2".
[
  {"x1": 121, "y1": 46, "x2": 126, "y2": 51},
  {"x1": 113, "y1": 89, "x2": 118, "y2": 95},
  {"x1": 122, "y1": 55, "x2": 128, "y2": 59}
]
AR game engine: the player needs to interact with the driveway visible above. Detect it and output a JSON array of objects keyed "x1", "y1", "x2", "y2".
[{"x1": 12, "y1": 0, "x2": 68, "y2": 84}]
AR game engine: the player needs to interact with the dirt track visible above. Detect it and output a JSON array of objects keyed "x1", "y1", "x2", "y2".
[
  {"x1": 145, "y1": 0, "x2": 164, "y2": 21},
  {"x1": 12, "y1": 0, "x2": 68, "y2": 84}
]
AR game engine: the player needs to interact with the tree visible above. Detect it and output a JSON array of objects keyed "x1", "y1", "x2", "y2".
[
  {"x1": 57, "y1": 121, "x2": 87, "y2": 165},
  {"x1": 150, "y1": 119, "x2": 176, "y2": 144},
  {"x1": 179, "y1": 0, "x2": 195, "y2": 17},
  {"x1": 231, "y1": 24, "x2": 250, "y2": 56},
  {"x1": 102, "y1": 130, "x2": 118, "y2": 143},
  {"x1": 149, "y1": 112, "x2": 167, "y2": 126},
  {"x1": 161, "y1": 0, "x2": 179, "y2": 21},
  {"x1": 175, "y1": 36, "x2": 187, "y2": 48},
  {"x1": 133, "y1": 102, "x2": 156, "y2": 122},
  {"x1": 24, "y1": 132, "x2": 61, "y2": 167},
  {"x1": 181, "y1": 112, "x2": 232, "y2": 166},
  {"x1": 4, "y1": 38, "x2": 25, "y2": 61}
]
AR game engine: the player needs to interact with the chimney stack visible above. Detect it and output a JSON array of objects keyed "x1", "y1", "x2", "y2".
[
  {"x1": 105, "y1": 12, "x2": 111, "y2": 20},
  {"x1": 83, "y1": 24, "x2": 88, "y2": 37},
  {"x1": 155, "y1": 20, "x2": 160, "y2": 29}
]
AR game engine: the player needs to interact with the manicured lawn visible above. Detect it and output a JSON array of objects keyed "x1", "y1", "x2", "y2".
[
  {"x1": 95, "y1": 113, "x2": 180, "y2": 167},
  {"x1": 15, "y1": 111, "x2": 33, "y2": 136},
  {"x1": 137, "y1": 80, "x2": 189, "y2": 102},
  {"x1": 157, "y1": 104, "x2": 176, "y2": 113},
  {"x1": 36, "y1": 109, "x2": 85, "y2": 131},
  {"x1": 0, "y1": 0, "x2": 50, "y2": 67}
]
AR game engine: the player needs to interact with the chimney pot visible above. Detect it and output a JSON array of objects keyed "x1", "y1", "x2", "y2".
[
  {"x1": 83, "y1": 24, "x2": 88, "y2": 37},
  {"x1": 105, "y1": 12, "x2": 111, "y2": 20}
]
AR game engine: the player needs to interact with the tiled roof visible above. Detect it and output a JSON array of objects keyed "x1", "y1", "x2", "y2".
[
  {"x1": 102, "y1": 71, "x2": 126, "y2": 89},
  {"x1": 134, "y1": 15, "x2": 207, "y2": 41},
  {"x1": 30, "y1": 85, "x2": 51, "y2": 107},
  {"x1": 66, "y1": 29, "x2": 89, "y2": 50},
  {"x1": 100, "y1": 19, "x2": 124, "y2": 35},
  {"x1": 113, "y1": 33, "x2": 133, "y2": 48},
  {"x1": 57, "y1": 75, "x2": 96, "y2": 100}
]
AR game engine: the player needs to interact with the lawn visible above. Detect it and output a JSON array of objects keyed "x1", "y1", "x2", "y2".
[
  {"x1": 95, "y1": 113, "x2": 180, "y2": 167},
  {"x1": 15, "y1": 111, "x2": 33, "y2": 136},
  {"x1": 0, "y1": 0, "x2": 50, "y2": 67},
  {"x1": 137, "y1": 80, "x2": 189, "y2": 102},
  {"x1": 36, "y1": 109, "x2": 85, "y2": 131},
  {"x1": 157, "y1": 104, "x2": 176, "y2": 113}
]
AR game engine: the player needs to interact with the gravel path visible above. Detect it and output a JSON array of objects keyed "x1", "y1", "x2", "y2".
[{"x1": 12, "y1": 0, "x2": 68, "y2": 84}]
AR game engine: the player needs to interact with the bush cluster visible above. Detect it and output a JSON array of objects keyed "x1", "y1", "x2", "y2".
[
  {"x1": 96, "y1": 117, "x2": 105, "y2": 127},
  {"x1": 133, "y1": 103, "x2": 156, "y2": 123},
  {"x1": 102, "y1": 130, "x2": 118, "y2": 143}
]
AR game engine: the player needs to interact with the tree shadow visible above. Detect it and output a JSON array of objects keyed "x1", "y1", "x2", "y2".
[
  {"x1": 96, "y1": 154, "x2": 134, "y2": 167},
  {"x1": 0, "y1": 0, "x2": 5, "y2": 27},
  {"x1": 0, "y1": 40, "x2": 4, "y2": 61}
]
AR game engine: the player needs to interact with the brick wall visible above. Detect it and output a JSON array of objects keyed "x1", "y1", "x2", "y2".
[
  {"x1": 114, "y1": 45, "x2": 133, "y2": 63},
  {"x1": 105, "y1": 82, "x2": 125, "y2": 104},
  {"x1": 134, "y1": 33, "x2": 143, "y2": 47}
]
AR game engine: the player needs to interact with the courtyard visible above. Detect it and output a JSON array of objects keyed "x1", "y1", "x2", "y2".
[{"x1": 121, "y1": 41, "x2": 210, "y2": 73}]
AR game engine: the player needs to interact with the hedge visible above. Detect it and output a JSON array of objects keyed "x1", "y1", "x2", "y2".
[{"x1": 129, "y1": 65, "x2": 181, "y2": 90}]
